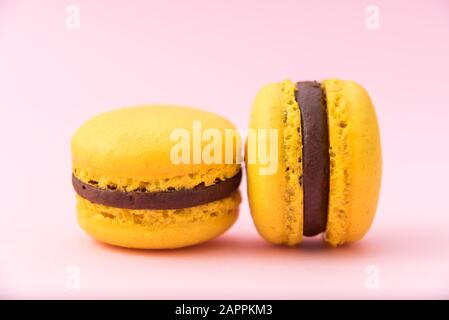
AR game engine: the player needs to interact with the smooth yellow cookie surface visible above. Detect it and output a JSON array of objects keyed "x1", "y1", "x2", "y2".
[{"x1": 72, "y1": 105, "x2": 240, "y2": 192}]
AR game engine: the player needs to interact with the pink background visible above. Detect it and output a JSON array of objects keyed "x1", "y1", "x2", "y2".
[{"x1": 1, "y1": 0, "x2": 449, "y2": 299}]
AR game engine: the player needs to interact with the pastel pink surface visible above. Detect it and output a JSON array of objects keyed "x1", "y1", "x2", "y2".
[{"x1": 1, "y1": 0, "x2": 449, "y2": 299}]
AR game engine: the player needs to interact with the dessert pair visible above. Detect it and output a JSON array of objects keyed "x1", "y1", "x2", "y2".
[{"x1": 71, "y1": 79, "x2": 381, "y2": 249}]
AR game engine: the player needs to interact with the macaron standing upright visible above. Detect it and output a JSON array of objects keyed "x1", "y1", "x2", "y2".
[
  {"x1": 71, "y1": 105, "x2": 242, "y2": 249},
  {"x1": 246, "y1": 79, "x2": 382, "y2": 246}
]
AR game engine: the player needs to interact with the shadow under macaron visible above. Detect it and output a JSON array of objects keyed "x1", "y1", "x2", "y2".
[{"x1": 90, "y1": 232, "x2": 372, "y2": 260}]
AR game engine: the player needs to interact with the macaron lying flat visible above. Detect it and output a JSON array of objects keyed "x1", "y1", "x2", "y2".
[
  {"x1": 71, "y1": 105, "x2": 241, "y2": 249},
  {"x1": 246, "y1": 79, "x2": 381, "y2": 246}
]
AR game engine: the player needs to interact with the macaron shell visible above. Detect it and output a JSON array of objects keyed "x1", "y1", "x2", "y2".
[
  {"x1": 246, "y1": 81, "x2": 303, "y2": 246},
  {"x1": 76, "y1": 192, "x2": 240, "y2": 249},
  {"x1": 322, "y1": 79, "x2": 382, "y2": 246},
  {"x1": 71, "y1": 105, "x2": 241, "y2": 192}
]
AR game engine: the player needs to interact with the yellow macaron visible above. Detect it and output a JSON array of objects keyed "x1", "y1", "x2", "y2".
[
  {"x1": 71, "y1": 105, "x2": 242, "y2": 249},
  {"x1": 246, "y1": 79, "x2": 382, "y2": 246}
]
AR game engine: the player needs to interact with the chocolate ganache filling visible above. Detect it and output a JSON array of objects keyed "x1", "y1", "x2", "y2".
[
  {"x1": 72, "y1": 170, "x2": 241, "y2": 210},
  {"x1": 295, "y1": 81, "x2": 329, "y2": 236}
]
